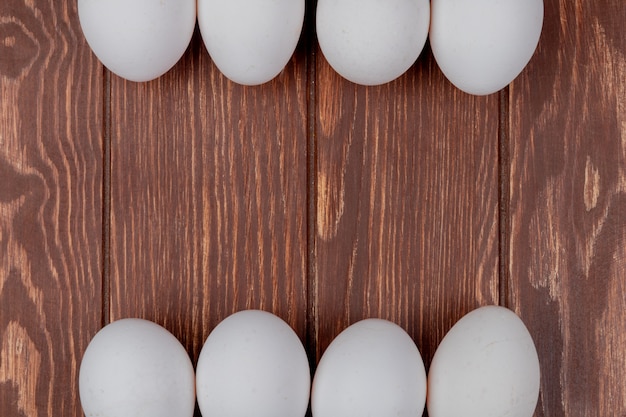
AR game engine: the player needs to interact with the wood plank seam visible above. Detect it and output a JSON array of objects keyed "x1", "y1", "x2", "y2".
[
  {"x1": 305, "y1": 1, "x2": 319, "y2": 376},
  {"x1": 499, "y1": 86, "x2": 511, "y2": 308},
  {"x1": 102, "y1": 67, "x2": 111, "y2": 327}
]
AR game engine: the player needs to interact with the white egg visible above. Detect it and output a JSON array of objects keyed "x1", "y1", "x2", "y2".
[
  {"x1": 196, "y1": 310, "x2": 310, "y2": 417},
  {"x1": 427, "y1": 306, "x2": 541, "y2": 417},
  {"x1": 430, "y1": 0, "x2": 543, "y2": 95},
  {"x1": 316, "y1": 0, "x2": 430, "y2": 86},
  {"x1": 77, "y1": 0, "x2": 196, "y2": 82},
  {"x1": 311, "y1": 319, "x2": 427, "y2": 417},
  {"x1": 197, "y1": 0, "x2": 305, "y2": 85},
  {"x1": 78, "y1": 318, "x2": 196, "y2": 417}
]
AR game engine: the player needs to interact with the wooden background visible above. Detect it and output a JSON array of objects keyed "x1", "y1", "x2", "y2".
[{"x1": 1, "y1": 0, "x2": 624, "y2": 416}]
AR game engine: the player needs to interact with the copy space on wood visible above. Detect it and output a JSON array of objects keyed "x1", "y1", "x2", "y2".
[
  {"x1": 313, "y1": 48, "x2": 501, "y2": 364},
  {"x1": 508, "y1": 0, "x2": 626, "y2": 414},
  {"x1": 0, "y1": 1, "x2": 103, "y2": 416},
  {"x1": 108, "y1": 31, "x2": 310, "y2": 361}
]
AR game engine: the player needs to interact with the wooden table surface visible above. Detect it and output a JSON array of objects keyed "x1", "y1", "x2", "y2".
[{"x1": 1, "y1": 0, "x2": 625, "y2": 416}]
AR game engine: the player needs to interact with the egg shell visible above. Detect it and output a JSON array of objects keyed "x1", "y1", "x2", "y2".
[
  {"x1": 427, "y1": 305, "x2": 541, "y2": 417},
  {"x1": 195, "y1": 310, "x2": 311, "y2": 417},
  {"x1": 78, "y1": 0, "x2": 196, "y2": 82},
  {"x1": 197, "y1": 0, "x2": 305, "y2": 85},
  {"x1": 311, "y1": 318, "x2": 427, "y2": 417},
  {"x1": 429, "y1": 0, "x2": 543, "y2": 95},
  {"x1": 316, "y1": 0, "x2": 430, "y2": 86},
  {"x1": 78, "y1": 318, "x2": 196, "y2": 417}
]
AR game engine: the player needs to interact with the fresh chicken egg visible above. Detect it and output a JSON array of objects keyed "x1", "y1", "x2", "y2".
[
  {"x1": 316, "y1": 0, "x2": 430, "y2": 86},
  {"x1": 311, "y1": 318, "x2": 427, "y2": 417},
  {"x1": 195, "y1": 310, "x2": 311, "y2": 417},
  {"x1": 427, "y1": 305, "x2": 541, "y2": 417},
  {"x1": 197, "y1": 0, "x2": 305, "y2": 85},
  {"x1": 77, "y1": 0, "x2": 196, "y2": 82},
  {"x1": 78, "y1": 318, "x2": 196, "y2": 417},
  {"x1": 429, "y1": 0, "x2": 544, "y2": 95}
]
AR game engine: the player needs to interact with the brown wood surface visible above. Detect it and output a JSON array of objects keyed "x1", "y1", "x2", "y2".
[
  {"x1": 108, "y1": 33, "x2": 310, "y2": 359},
  {"x1": 1, "y1": 1, "x2": 625, "y2": 417},
  {"x1": 508, "y1": 0, "x2": 626, "y2": 415},
  {"x1": 313, "y1": 51, "x2": 500, "y2": 363},
  {"x1": 0, "y1": 1, "x2": 103, "y2": 416}
]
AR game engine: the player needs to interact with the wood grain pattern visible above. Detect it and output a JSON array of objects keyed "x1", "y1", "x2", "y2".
[
  {"x1": 313, "y1": 49, "x2": 500, "y2": 364},
  {"x1": 508, "y1": 0, "x2": 626, "y2": 415},
  {"x1": 109, "y1": 32, "x2": 310, "y2": 360},
  {"x1": 0, "y1": 1, "x2": 103, "y2": 416},
  {"x1": 1, "y1": 0, "x2": 625, "y2": 416}
]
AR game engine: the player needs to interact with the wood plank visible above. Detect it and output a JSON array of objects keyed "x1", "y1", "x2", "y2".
[
  {"x1": 0, "y1": 1, "x2": 103, "y2": 416},
  {"x1": 109, "y1": 31, "x2": 310, "y2": 361},
  {"x1": 313, "y1": 48, "x2": 501, "y2": 365},
  {"x1": 508, "y1": 0, "x2": 626, "y2": 415}
]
